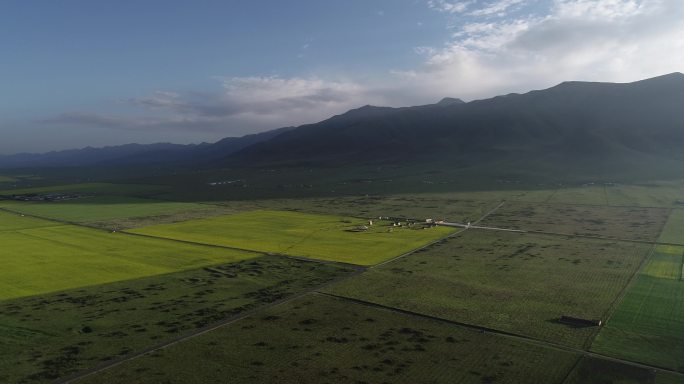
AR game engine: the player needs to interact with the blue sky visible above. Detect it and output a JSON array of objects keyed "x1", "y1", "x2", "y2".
[{"x1": 2, "y1": 0, "x2": 684, "y2": 154}]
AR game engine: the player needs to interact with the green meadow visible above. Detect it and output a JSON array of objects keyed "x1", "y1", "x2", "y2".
[
  {"x1": 129, "y1": 210, "x2": 455, "y2": 265},
  {"x1": 0, "y1": 211, "x2": 257, "y2": 300},
  {"x1": 0, "y1": 182, "x2": 167, "y2": 196},
  {"x1": 328, "y1": 230, "x2": 650, "y2": 348},
  {"x1": 565, "y1": 357, "x2": 684, "y2": 384},
  {"x1": 0, "y1": 256, "x2": 352, "y2": 383},
  {"x1": 5, "y1": 196, "x2": 214, "y2": 225},
  {"x1": 659, "y1": 209, "x2": 684, "y2": 244},
  {"x1": 79, "y1": 295, "x2": 580, "y2": 384},
  {"x1": 592, "y1": 245, "x2": 684, "y2": 371}
]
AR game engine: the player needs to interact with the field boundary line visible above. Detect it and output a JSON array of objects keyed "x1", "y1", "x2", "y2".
[
  {"x1": 314, "y1": 292, "x2": 684, "y2": 379},
  {"x1": 587, "y1": 245, "x2": 655, "y2": 352},
  {"x1": 559, "y1": 355, "x2": 585, "y2": 384},
  {"x1": 54, "y1": 268, "x2": 365, "y2": 384},
  {"x1": 466, "y1": 223, "x2": 684, "y2": 247},
  {"x1": 0, "y1": 207, "x2": 102, "y2": 231},
  {"x1": 122, "y1": 230, "x2": 366, "y2": 270}
]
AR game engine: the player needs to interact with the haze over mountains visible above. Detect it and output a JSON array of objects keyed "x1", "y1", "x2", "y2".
[{"x1": 3, "y1": 73, "x2": 684, "y2": 177}]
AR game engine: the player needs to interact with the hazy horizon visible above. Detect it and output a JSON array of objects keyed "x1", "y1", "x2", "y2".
[{"x1": 2, "y1": 0, "x2": 684, "y2": 154}]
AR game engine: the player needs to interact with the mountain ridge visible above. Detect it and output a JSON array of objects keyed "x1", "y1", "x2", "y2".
[{"x1": 3, "y1": 73, "x2": 684, "y2": 179}]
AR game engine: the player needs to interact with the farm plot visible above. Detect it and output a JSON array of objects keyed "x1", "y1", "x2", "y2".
[
  {"x1": 479, "y1": 202, "x2": 669, "y2": 242},
  {"x1": 0, "y1": 182, "x2": 167, "y2": 196},
  {"x1": 659, "y1": 209, "x2": 684, "y2": 244},
  {"x1": 78, "y1": 294, "x2": 579, "y2": 384},
  {"x1": 548, "y1": 185, "x2": 609, "y2": 205},
  {"x1": 564, "y1": 357, "x2": 684, "y2": 384},
  {"x1": 129, "y1": 210, "x2": 455, "y2": 265},
  {"x1": 214, "y1": 194, "x2": 495, "y2": 224},
  {"x1": 591, "y1": 245, "x2": 684, "y2": 371},
  {"x1": 0, "y1": 211, "x2": 258, "y2": 300},
  {"x1": 0, "y1": 256, "x2": 353, "y2": 383},
  {"x1": 5, "y1": 196, "x2": 220, "y2": 228},
  {"x1": 327, "y1": 230, "x2": 650, "y2": 348},
  {"x1": 606, "y1": 181, "x2": 684, "y2": 208}
]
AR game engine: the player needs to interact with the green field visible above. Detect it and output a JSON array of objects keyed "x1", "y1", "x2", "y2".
[
  {"x1": 0, "y1": 256, "x2": 353, "y2": 383},
  {"x1": 129, "y1": 210, "x2": 455, "y2": 265},
  {"x1": 0, "y1": 182, "x2": 168, "y2": 196},
  {"x1": 214, "y1": 194, "x2": 495, "y2": 224},
  {"x1": 0, "y1": 175, "x2": 16, "y2": 183},
  {"x1": 480, "y1": 202, "x2": 669, "y2": 241},
  {"x1": 564, "y1": 357, "x2": 684, "y2": 384},
  {"x1": 0, "y1": 211, "x2": 258, "y2": 300},
  {"x1": 78, "y1": 294, "x2": 580, "y2": 384},
  {"x1": 4, "y1": 196, "x2": 217, "y2": 227},
  {"x1": 327, "y1": 230, "x2": 650, "y2": 348},
  {"x1": 592, "y1": 245, "x2": 684, "y2": 371},
  {"x1": 606, "y1": 182, "x2": 684, "y2": 208},
  {"x1": 548, "y1": 185, "x2": 608, "y2": 205},
  {"x1": 659, "y1": 209, "x2": 684, "y2": 244}
]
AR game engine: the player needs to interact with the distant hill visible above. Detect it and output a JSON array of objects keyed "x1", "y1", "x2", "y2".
[
  {"x1": 5, "y1": 73, "x2": 684, "y2": 181},
  {"x1": 0, "y1": 127, "x2": 292, "y2": 168},
  {"x1": 224, "y1": 73, "x2": 684, "y2": 178}
]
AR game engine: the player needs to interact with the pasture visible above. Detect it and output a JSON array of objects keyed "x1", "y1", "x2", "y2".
[
  {"x1": 480, "y1": 202, "x2": 669, "y2": 241},
  {"x1": 5, "y1": 196, "x2": 219, "y2": 228},
  {"x1": 0, "y1": 256, "x2": 353, "y2": 383},
  {"x1": 0, "y1": 211, "x2": 258, "y2": 300},
  {"x1": 213, "y1": 194, "x2": 496, "y2": 224},
  {"x1": 0, "y1": 182, "x2": 168, "y2": 196},
  {"x1": 129, "y1": 210, "x2": 455, "y2": 265},
  {"x1": 591, "y1": 245, "x2": 684, "y2": 371},
  {"x1": 659, "y1": 209, "x2": 684, "y2": 244},
  {"x1": 78, "y1": 294, "x2": 580, "y2": 384},
  {"x1": 564, "y1": 357, "x2": 684, "y2": 384},
  {"x1": 327, "y1": 230, "x2": 650, "y2": 348}
]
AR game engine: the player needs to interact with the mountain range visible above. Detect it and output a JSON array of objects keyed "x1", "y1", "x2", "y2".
[{"x1": 3, "y1": 73, "x2": 684, "y2": 178}]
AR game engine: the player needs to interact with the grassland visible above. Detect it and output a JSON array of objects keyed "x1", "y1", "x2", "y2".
[
  {"x1": 78, "y1": 294, "x2": 580, "y2": 384},
  {"x1": 659, "y1": 209, "x2": 684, "y2": 244},
  {"x1": 480, "y1": 202, "x2": 669, "y2": 241},
  {"x1": 0, "y1": 257, "x2": 353, "y2": 383},
  {"x1": 564, "y1": 357, "x2": 684, "y2": 384},
  {"x1": 4, "y1": 196, "x2": 220, "y2": 227},
  {"x1": 0, "y1": 175, "x2": 16, "y2": 183},
  {"x1": 0, "y1": 211, "x2": 259, "y2": 300},
  {"x1": 327, "y1": 230, "x2": 650, "y2": 348},
  {"x1": 0, "y1": 182, "x2": 168, "y2": 196},
  {"x1": 214, "y1": 194, "x2": 495, "y2": 223},
  {"x1": 129, "y1": 210, "x2": 455, "y2": 265},
  {"x1": 591, "y1": 245, "x2": 684, "y2": 371}
]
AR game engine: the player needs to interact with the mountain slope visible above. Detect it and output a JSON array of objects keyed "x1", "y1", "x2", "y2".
[
  {"x1": 227, "y1": 73, "x2": 684, "y2": 173},
  {"x1": 0, "y1": 127, "x2": 292, "y2": 168}
]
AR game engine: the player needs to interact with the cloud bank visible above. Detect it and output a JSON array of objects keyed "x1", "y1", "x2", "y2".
[{"x1": 42, "y1": 0, "x2": 684, "y2": 137}]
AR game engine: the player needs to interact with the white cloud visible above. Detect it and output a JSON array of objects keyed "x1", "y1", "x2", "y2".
[
  {"x1": 408, "y1": 0, "x2": 684, "y2": 100},
  {"x1": 43, "y1": 76, "x2": 387, "y2": 135},
  {"x1": 427, "y1": 0, "x2": 472, "y2": 13},
  {"x1": 39, "y1": 0, "x2": 684, "y2": 139},
  {"x1": 469, "y1": 0, "x2": 528, "y2": 17}
]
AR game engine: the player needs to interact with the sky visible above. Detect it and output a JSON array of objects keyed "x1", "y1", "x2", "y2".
[{"x1": 1, "y1": 0, "x2": 684, "y2": 154}]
